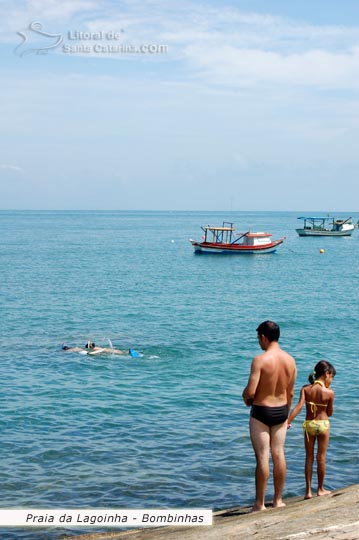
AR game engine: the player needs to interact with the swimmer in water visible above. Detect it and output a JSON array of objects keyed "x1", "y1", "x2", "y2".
[
  {"x1": 62, "y1": 342, "x2": 127, "y2": 355},
  {"x1": 62, "y1": 344, "x2": 83, "y2": 352}
]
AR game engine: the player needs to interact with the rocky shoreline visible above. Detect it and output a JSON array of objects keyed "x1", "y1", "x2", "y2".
[{"x1": 63, "y1": 484, "x2": 359, "y2": 540}]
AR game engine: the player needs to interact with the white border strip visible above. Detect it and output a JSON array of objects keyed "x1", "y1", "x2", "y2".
[{"x1": 0, "y1": 509, "x2": 212, "y2": 527}]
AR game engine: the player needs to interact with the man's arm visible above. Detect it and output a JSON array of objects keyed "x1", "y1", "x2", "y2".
[
  {"x1": 242, "y1": 356, "x2": 261, "y2": 406},
  {"x1": 286, "y1": 364, "x2": 297, "y2": 411}
]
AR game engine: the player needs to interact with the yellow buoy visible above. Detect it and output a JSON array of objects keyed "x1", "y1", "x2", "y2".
[{"x1": 319, "y1": 248, "x2": 325, "y2": 254}]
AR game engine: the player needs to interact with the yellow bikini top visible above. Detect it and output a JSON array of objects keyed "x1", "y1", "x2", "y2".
[{"x1": 306, "y1": 380, "x2": 327, "y2": 416}]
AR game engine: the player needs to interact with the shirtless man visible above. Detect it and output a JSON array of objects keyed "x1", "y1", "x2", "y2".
[{"x1": 242, "y1": 321, "x2": 297, "y2": 511}]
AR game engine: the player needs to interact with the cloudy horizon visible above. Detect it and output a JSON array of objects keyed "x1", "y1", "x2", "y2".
[{"x1": 1, "y1": 0, "x2": 358, "y2": 211}]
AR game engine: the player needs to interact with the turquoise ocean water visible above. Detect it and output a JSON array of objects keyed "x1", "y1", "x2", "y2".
[{"x1": 1, "y1": 210, "x2": 358, "y2": 539}]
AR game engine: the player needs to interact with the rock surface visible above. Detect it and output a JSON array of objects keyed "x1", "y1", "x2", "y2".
[{"x1": 64, "y1": 484, "x2": 359, "y2": 540}]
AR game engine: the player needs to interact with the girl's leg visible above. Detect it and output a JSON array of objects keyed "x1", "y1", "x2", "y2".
[
  {"x1": 317, "y1": 430, "x2": 331, "y2": 496},
  {"x1": 304, "y1": 434, "x2": 316, "y2": 499}
]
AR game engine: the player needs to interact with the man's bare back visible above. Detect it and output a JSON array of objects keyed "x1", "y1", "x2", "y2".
[
  {"x1": 252, "y1": 343, "x2": 296, "y2": 406},
  {"x1": 242, "y1": 321, "x2": 297, "y2": 512}
]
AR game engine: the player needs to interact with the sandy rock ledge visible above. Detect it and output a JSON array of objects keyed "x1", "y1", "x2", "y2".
[{"x1": 64, "y1": 484, "x2": 359, "y2": 540}]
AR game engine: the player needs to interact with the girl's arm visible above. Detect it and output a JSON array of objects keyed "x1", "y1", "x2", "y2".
[
  {"x1": 326, "y1": 390, "x2": 334, "y2": 417},
  {"x1": 288, "y1": 386, "x2": 306, "y2": 424}
]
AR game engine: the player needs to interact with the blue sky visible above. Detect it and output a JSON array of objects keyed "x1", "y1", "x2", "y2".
[{"x1": 0, "y1": 0, "x2": 358, "y2": 211}]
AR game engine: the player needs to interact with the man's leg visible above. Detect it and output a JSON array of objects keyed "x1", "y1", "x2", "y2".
[
  {"x1": 250, "y1": 417, "x2": 270, "y2": 511},
  {"x1": 270, "y1": 422, "x2": 288, "y2": 508}
]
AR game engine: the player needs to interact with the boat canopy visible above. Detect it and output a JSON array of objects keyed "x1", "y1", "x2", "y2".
[
  {"x1": 201, "y1": 224, "x2": 235, "y2": 231},
  {"x1": 297, "y1": 216, "x2": 333, "y2": 220},
  {"x1": 201, "y1": 222, "x2": 236, "y2": 244},
  {"x1": 297, "y1": 216, "x2": 352, "y2": 224}
]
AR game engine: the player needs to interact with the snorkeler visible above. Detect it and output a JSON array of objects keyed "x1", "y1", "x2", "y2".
[
  {"x1": 62, "y1": 344, "x2": 83, "y2": 352},
  {"x1": 62, "y1": 342, "x2": 127, "y2": 355}
]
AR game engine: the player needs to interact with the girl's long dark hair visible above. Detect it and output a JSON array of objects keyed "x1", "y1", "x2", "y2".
[{"x1": 309, "y1": 360, "x2": 336, "y2": 384}]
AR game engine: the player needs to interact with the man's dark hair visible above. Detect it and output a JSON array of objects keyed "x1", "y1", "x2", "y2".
[{"x1": 256, "y1": 320, "x2": 280, "y2": 342}]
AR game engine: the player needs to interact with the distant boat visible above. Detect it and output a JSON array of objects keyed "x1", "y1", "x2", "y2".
[
  {"x1": 190, "y1": 222, "x2": 285, "y2": 254},
  {"x1": 296, "y1": 216, "x2": 355, "y2": 237}
]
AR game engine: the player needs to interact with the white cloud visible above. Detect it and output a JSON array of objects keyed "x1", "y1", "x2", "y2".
[
  {"x1": 2, "y1": 1, "x2": 359, "y2": 54},
  {"x1": 0, "y1": 1, "x2": 358, "y2": 210},
  {"x1": 0, "y1": 0, "x2": 100, "y2": 40},
  {"x1": 27, "y1": 0, "x2": 99, "y2": 21},
  {"x1": 0, "y1": 164, "x2": 23, "y2": 172},
  {"x1": 185, "y1": 45, "x2": 359, "y2": 89},
  {"x1": 1, "y1": 1, "x2": 359, "y2": 91}
]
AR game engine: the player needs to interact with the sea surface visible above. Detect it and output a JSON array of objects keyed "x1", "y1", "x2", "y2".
[{"x1": 0, "y1": 210, "x2": 358, "y2": 539}]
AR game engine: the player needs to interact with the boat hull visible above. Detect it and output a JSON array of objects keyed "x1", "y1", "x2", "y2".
[
  {"x1": 296, "y1": 228, "x2": 354, "y2": 237},
  {"x1": 192, "y1": 239, "x2": 284, "y2": 254}
]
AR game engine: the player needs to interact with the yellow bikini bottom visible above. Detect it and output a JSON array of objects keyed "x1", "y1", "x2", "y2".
[{"x1": 302, "y1": 419, "x2": 330, "y2": 439}]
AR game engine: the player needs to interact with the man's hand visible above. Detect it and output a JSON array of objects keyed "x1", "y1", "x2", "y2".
[{"x1": 242, "y1": 388, "x2": 253, "y2": 407}]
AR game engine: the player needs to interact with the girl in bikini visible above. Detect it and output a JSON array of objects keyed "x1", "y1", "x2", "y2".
[{"x1": 288, "y1": 360, "x2": 336, "y2": 499}]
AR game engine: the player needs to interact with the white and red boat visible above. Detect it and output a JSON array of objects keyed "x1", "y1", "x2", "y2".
[{"x1": 190, "y1": 222, "x2": 285, "y2": 254}]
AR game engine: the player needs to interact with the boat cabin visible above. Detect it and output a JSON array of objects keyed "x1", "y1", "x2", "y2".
[{"x1": 201, "y1": 222, "x2": 273, "y2": 246}]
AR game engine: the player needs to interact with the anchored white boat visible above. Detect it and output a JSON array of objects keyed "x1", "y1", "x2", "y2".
[
  {"x1": 190, "y1": 222, "x2": 285, "y2": 254},
  {"x1": 296, "y1": 216, "x2": 355, "y2": 237}
]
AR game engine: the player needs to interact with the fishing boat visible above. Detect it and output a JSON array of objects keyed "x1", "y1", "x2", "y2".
[
  {"x1": 296, "y1": 216, "x2": 355, "y2": 237},
  {"x1": 190, "y1": 222, "x2": 285, "y2": 254}
]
